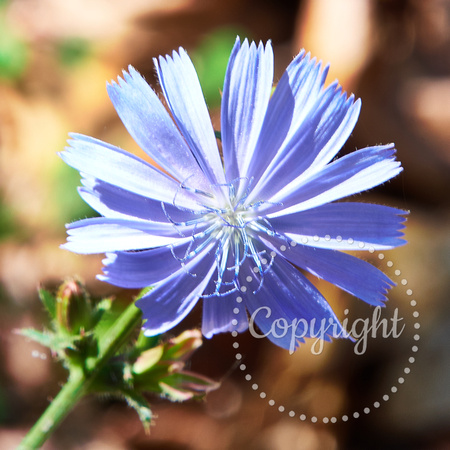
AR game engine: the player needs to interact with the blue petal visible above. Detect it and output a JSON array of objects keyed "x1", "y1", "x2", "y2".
[
  {"x1": 281, "y1": 53, "x2": 328, "y2": 134},
  {"x1": 60, "y1": 134, "x2": 205, "y2": 212},
  {"x1": 243, "y1": 256, "x2": 347, "y2": 352},
  {"x1": 246, "y1": 51, "x2": 328, "y2": 187},
  {"x1": 264, "y1": 144, "x2": 403, "y2": 217},
  {"x1": 249, "y1": 83, "x2": 361, "y2": 204},
  {"x1": 138, "y1": 244, "x2": 218, "y2": 336},
  {"x1": 221, "y1": 38, "x2": 274, "y2": 183},
  {"x1": 63, "y1": 217, "x2": 190, "y2": 254},
  {"x1": 268, "y1": 202, "x2": 407, "y2": 250},
  {"x1": 155, "y1": 48, "x2": 226, "y2": 187},
  {"x1": 99, "y1": 241, "x2": 195, "y2": 288},
  {"x1": 79, "y1": 176, "x2": 204, "y2": 224},
  {"x1": 107, "y1": 66, "x2": 210, "y2": 191},
  {"x1": 202, "y1": 278, "x2": 249, "y2": 338},
  {"x1": 259, "y1": 234, "x2": 394, "y2": 306}
]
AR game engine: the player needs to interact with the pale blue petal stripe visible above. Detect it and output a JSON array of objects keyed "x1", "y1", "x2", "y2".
[
  {"x1": 221, "y1": 38, "x2": 274, "y2": 183},
  {"x1": 248, "y1": 84, "x2": 360, "y2": 204},
  {"x1": 107, "y1": 67, "x2": 209, "y2": 190},
  {"x1": 63, "y1": 217, "x2": 190, "y2": 254},
  {"x1": 246, "y1": 51, "x2": 327, "y2": 187},
  {"x1": 260, "y1": 234, "x2": 394, "y2": 306},
  {"x1": 202, "y1": 277, "x2": 249, "y2": 338},
  {"x1": 60, "y1": 134, "x2": 204, "y2": 212},
  {"x1": 243, "y1": 256, "x2": 347, "y2": 352},
  {"x1": 139, "y1": 244, "x2": 217, "y2": 336},
  {"x1": 100, "y1": 241, "x2": 193, "y2": 288},
  {"x1": 265, "y1": 145, "x2": 402, "y2": 217},
  {"x1": 78, "y1": 176, "x2": 201, "y2": 224},
  {"x1": 155, "y1": 49, "x2": 225, "y2": 187},
  {"x1": 269, "y1": 202, "x2": 407, "y2": 249}
]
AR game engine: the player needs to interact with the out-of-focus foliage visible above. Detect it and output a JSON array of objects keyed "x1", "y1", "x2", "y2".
[
  {"x1": 192, "y1": 28, "x2": 247, "y2": 108},
  {"x1": 0, "y1": 16, "x2": 28, "y2": 81},
  {"x1": 57, "y1": 38, "x2": 91, "y2": 68},
  {"x1": 0, "y1": 200, "x2": 18, "y2": 240}
]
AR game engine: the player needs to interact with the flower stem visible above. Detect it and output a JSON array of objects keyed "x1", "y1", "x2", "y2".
[
  {"x1": 18, "y1": 367, "x2": 86, "y2": 450},
  {"x1": 19, "y1": 302, "x2": 142, "y2": 449}
]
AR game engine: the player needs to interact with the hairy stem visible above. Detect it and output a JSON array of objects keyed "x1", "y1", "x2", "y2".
[{"x1": 19, "y1": 302, "x2": 142, "y2": 449}]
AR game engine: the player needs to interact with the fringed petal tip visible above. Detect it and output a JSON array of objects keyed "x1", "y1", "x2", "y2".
[
  {"x1": 106, "y1": 65, "x2": 139, "y2": 85},
  {"x1": 95, "y1": 273, "x2": 108, "y2": 283}
]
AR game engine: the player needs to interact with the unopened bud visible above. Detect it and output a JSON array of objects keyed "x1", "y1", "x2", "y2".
[{"x1": 56, "y1": 279, "x2": 91, "y2": 334}]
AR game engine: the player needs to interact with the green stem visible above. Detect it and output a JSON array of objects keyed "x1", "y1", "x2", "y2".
[
  {"x1": 18, "y1": 367, "x2": 86, "y2": 450},
  {"x1": 19, "y1": 302, "x2": 142, "y2": 449}
]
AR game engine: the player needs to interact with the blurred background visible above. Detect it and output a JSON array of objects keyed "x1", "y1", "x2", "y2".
[{"x1": 0, "y1": 0, "x2": 449, "y2": 448}]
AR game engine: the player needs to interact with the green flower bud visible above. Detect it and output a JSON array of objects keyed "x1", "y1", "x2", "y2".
[{"x1": 56, "y1": 279, "x2": 92, "y2": 334}]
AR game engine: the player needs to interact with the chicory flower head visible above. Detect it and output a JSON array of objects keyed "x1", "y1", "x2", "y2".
[{"x1": 60, "y1": 37, "x2": 407, "y2": 351}]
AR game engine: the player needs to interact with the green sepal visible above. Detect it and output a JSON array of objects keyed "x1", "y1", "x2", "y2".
[
  {"x1": 67, "y1": 333, "x2": 99, "y2": 370},
  {"x1": 18, "y1": 328, "x2": 79, "y2": 355},
  {"x1": 162, "y1": 329, "x2": 202, "y2": 361},
  {"x1": 133, "y1": 333, "x2": 160, "y2": 355},
  {"x1": 158, "y1": 371, "x2": 220, "y2": 402},
  {"x1": 130, "y1": 329, "x2": 219, "y2": 404},
  {"x1": 132, "y1": 345, "x2": 164, "y2": 374},
  {"x1": 163, "y1": 371, "x2": 220, "y2": 395},
  {"x1": 159, "y1": 382, "x2": 195, "y2": 402},
  {"x1": 38, "y1": 287, "x2": 57, "y2": 321},
  {"x1": 89, "y1": 297, "x2": 116, "y2": 341},
  {"x1": 17, "y1": 328, "x2": 55, "y2": 350},
  {"x1": 122, "y1": 391, "x2": 153, "y2": 433}
]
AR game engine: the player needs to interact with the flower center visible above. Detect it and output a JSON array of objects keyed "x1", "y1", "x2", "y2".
[{"x1": 164, "y1": 177, "x2": 279, "y2": 297}]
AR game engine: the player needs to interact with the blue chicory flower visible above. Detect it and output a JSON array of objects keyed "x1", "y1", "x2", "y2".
[{"x1": 60, "y1": 37, "x2": 407, "y2": 351}]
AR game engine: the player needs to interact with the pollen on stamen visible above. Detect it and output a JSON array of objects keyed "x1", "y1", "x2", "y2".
[{"x1": 165, "y1": 175, "x2": 281, "y2": 300}]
